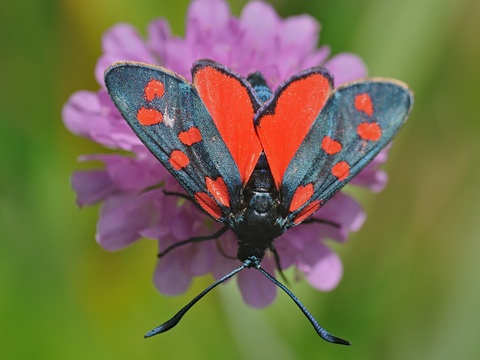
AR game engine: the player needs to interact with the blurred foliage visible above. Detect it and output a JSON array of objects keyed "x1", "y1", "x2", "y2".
[{"x1": 1, "y1": 0, "x2": 479, "y2": 359}]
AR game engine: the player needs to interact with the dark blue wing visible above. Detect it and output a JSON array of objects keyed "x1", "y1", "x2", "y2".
[
  {"x1": 104, "y1": 62, "x2": 244, "y2": 222},
  {"x1": 280, "y1": 79, "x2": 414, "y2": 225}
]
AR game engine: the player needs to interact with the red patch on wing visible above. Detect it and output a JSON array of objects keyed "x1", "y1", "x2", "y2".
[
  {"x1": 321, "y1": 136, "x2": 342, "y2": 155},
  {"x1": 256, "y1": 72, "x2": 332, "y2": 188},
  {"x1": 179, "y1": 127, "x2": 202, "y2": 145},
  {"x1": 144, "y1": 79, "x2": 165, "y2": 101},
  {"x1": 354, "y1": 93, "x2": 373, "y2": 116},
  {"x1": 193, "y1": 65, "x2": 262, "y2": 184},
  {"x1": 293, "y1": 200, "x2": 321, "y2": 224},
  {"x1": 137, "y1": 107, "x2": 163, "y2": 126},
  {"x1": 289, "y1": 184, "x2": 314, "y2": 212},
  {"x1": 206, "y1": 177, "x2": 230, "y2": 208},
  {"x1": 357, "y1": 122, "x2": 382, "y2": 141},
  {"x1": 194, "y1": 192, "x2": 222, "y2": 220},
  {"x1": 169, "y1": 150, "x2": 189, "y2": 170},
  {"x1": 332, "y1": 161, "x2": 350, "y2": 181}
]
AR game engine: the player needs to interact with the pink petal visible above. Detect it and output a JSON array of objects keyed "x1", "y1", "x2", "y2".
[
  {"x1": 186, "y1": 0, "x2": 232, "y2": 43},
  {"x1": 234, "y1": 1, "x2": 281, "y2": 78},
  {"x1": 278, "y1": 14, "x2": 320, "y2": 53},
  {"x1": 147, "y1": 19, "x2": 173, "y2": 62},
  {"x1": 279, "y1": 224, "x2": 319, "y2": 254},
  {"x1": 141, "y1": 223, "x2": 171, "y2": 240},
  {"x1": 300, "y1": 46, "x2": 331, "y2": 69},
  {"x1": 62, "y1": 90, "x2": 101, "y2": 137},
  {"x1": 153, "y1": 248, "x2": 193, "y2": 296},
  {"x1": 351, "y1": 147, "x2": 391, "y2": 191},
  {"x1": 71, "y1": 170, "x2": 116, "y2": 206},
  {"x1": 96, "y1": 191, "x2": 159, "y2": 251},
  {"x1": 62, "y1": 90, "x2": 141, "y2": 150},
  {"x1": 78, "y1": 153, "x2": 165, "y2": 190},
  {"x1": 302, "y1": 247, "x2": 343, "y2": 291},
  {"x1": 315, "y1": 193, "x2": 366, "y2": 241},
  {"x1": 324, "y1": 53, "x2": 367, "y2": 87},
  {"x1": 210, "y1": 233, "x2": 238, "y2": 280},
  {"x1": 95, "y1": 24, "x2": 156, "y2": 84},
  {"x1": 237, "y1": 2, "x2": 279, "y2": 59},
  {"x1": 159, "y1": 39, "x2": 196, "y2": 78},
  {"x1": 352, "y1": 168, "x2": 388, "y2": 192},
  {"x1": 186, "y1": 240, "x2": 216, "y2": 276},
  {"x1": 274, "y1": 238, "x2": 297, "y2": 270},
  {"x1": 237, "y1": 259, "x2": 277, "y2": 308}
]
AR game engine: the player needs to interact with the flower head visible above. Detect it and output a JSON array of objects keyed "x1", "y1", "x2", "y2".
[{"x1": 63, "y1": 0, "x2": 386, "y2": 307}]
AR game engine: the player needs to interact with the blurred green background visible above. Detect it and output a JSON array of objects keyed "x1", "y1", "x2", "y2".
[{"x1": 1, "y1": 0, "x2": 479, "y2": 359}]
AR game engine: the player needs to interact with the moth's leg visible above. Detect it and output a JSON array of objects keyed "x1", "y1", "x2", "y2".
[
  {"x1": 302, "y1": 218, "x2": 340, "y2": 228},
  {"x1": 163, "y1": 189, "x2": 192, "y2": 202},
  {"x1": 160, "y1": 190, "x2": 232, "y2": 258},
  {"x1": 269, "y1": 245, "x2": 289, "y2": 285},
  {"x1": 158, "y1": 226, "x2": 229, "y2": 257}
]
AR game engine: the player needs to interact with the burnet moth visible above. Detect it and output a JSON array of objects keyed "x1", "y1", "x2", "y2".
[{"x1": 104, "y1": 59, "x2": 413, "y2": 345}]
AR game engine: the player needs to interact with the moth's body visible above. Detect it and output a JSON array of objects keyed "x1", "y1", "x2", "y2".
[
  {"x1": 230, "y1": 153, "x2": 285, "y2": 262},
  {"x1": 220, "y1": 76, "x2": 286, "y2": 262}
]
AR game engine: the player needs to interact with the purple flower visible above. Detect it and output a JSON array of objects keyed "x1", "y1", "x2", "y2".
[{"x1": 63, "y1": 0, "x2": 387, "y2": 308}]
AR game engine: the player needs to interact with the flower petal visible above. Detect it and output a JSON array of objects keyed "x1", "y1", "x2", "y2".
[
  {"x1": 71, "y1": 170, "x2": 116, "y2": 207},
  {"x1": 314, "y1": 193, "x2": 366, "y2": 241},
  {"x1": 210, "y1": 233, "x2": 238, "y2": 280},
  {"x1": 324, "y1": 53, "x2": 367, "y2": 86},
  {"x1": 96, "y1": 191, "x2": 159, "y2": 251},
  {"x1": 62, "y1": 90, "x2": 102, "y2": 137},
  {"x1": 95, "y1": 24, "x2": 156, "y2": 85},
  {"x1": 237, "y1": 259, "x2": 277, "y2": 308},
  {"x1": 299, "y1": 244, "x2": 343, "y2": 291},
  {"x1": 187, "y1": 240, "x2": 216, "y2": 276},
  {"x1": 186, "y1": 0, "x2": 232, "y2": 43},
  {"x1": 350, "y1": 147, "x2": 390, "y2": 191},
  {"x1": 239, "y1": 1, "x2": 279, "y2": 45},
  {"x1": 236, "y1": 1, "x2": 279, "y2": 71},
  {"x1": 300, "y1": 46, "x2": 331, "y2": 69},
  {"x1": 62, "y1": 90, "x2": 142, "y2": 150},
  {"x1": 78, "y1": 153, "x2": 165, "y2": 191},
  {"x1": 153, "y1": 248, "x2": 193, "y2": 296},
  {"x1": 147, "y1": 19, "x2": 173, "y2": 63},
  {"x1": 278, "y1": 14, "x2": 320, "y2": 54}
]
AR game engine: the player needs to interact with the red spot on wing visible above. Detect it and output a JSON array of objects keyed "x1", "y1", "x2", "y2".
[
  {"x1": 193, "y1": 65, "x2": 262, "y2": 184},
  {"x1": 194, "y1": 192, "x2": 223, "y2": 220},
  {"x1": 289, "y1": 184, "x2": 314, "y2": 212},
  {"x1": 179, "y1": 127, "x2": 202, "y2": 145},
  {"x1": 169, "y1": 150, "x2": 189, "y2": 170},
  {"x1": 321, "y1": 136, "x2": 342, "y2": 155},
  {"x1": 332, "y1": 161, "x2": 350, "y2": 181},
  {"x1": 293, "y1": 200, "x2": 321, "y2": 224},
  {"x1": 144, "y1": 79, "x2": 165, "y2": 101},
  {"x1": 354, "y1": 93, "x2": 374, "y2": 116},
  {"x1": 206, "y1": 177, "x2": 230, "y2": 208},
  {"x1": 256, "y1": 72, "x2": 332, "y2": 188},
  {"x1": 357, "y1": 122, "x2": 382, "y2": 141},
  {"x1": 137, "y1": 107, "x2": 163, "y2": 125}
]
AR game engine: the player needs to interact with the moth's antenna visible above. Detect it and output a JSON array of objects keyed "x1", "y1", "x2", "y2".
[
  {"x1": 144, "y1": 263, "x2": 246, "y2": 338},
  {"x1": 145, "y1": 260, "x2": 350, "y2": 345},
  {"x1": 256, "y1": 266, "x2": 351, "y2": 345}
]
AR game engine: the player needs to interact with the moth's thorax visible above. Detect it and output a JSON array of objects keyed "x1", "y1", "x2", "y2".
[
  {"x1": 233, "y1": 154, "x2": 285, "y2": 262},
  {"x1": 248, "y1": 72, "x2": 272, "y2": 103}
]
